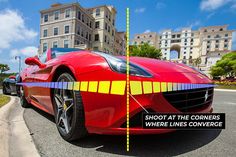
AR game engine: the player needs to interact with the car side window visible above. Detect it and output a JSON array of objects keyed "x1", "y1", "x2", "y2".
[{"x1": 39, "y1": 52, "x2": 47, "y2": 63}]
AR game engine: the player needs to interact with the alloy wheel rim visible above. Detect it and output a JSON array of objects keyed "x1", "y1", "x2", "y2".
[{"x1": 54, "y1": 78, "x2": 74, "y2": 134}]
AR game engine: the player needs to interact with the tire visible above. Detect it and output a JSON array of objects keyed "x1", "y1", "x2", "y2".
[
  {"x1": 53, "y1": 73, "x2": 87, "y2": 141},
  {"x1": 2, "y1": 85, "x2": 6, "y2": 95},
  {"x1": 3, "y1": 84, "x2": 10, "y2": 95},
  {"x1": 19, "y1": 85, "x2": 30, "y2": 108}
]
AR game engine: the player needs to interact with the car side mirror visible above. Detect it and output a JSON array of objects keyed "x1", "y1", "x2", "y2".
[{"x1": 25, "y1": 57, "x2": 46, "y2": 68}]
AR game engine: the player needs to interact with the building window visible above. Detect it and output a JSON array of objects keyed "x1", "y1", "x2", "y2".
[
  {"x1": 65, "y1": 9, "x2": 71, "y2": 18},
  {"x1": 184, "y1": 39, "x2": 187, "y2": 42},
  {"x1": 86, "y1": 32, "x2": 88, "y2": 39},
  {"x1": 104, "y1": 35, "x2": 107, "y2": 42},
  {"x1": 137, "y1": 36, "x2": 140, "y2": 39},
  {"x1": 189, "y1": 56, "x2": 192, "y2": 59},
  {"x1": 64, "y1": 40, "x2": 69, "y2": 48},
  {"x1": 112, "y1": 30, "x2": 114, "y2": 36},
  {"x1": 224, "y1": 39, "x2": 228, "y2": 42},
  {"x1": 53, "y1": 41, "x2": 58, "y2": 48},
  {"x1": 207, "y1": 40, "x2": 210, "y2": 44},
  {"x1": 185, "y1": 33, "x2": 187, "y2": 37},
  {"x1": 224, "y1": 44, "x2": 228, "y2": 48},
  {"x1": 108, "y1": 26, "x2": 110, "y2": 33},
  {"x1": 112, "y1": 19, "x2": 115, "y2": 26},
  {"x1": 184, "y1": 51, "x2": 186, "y2": 54},
  {"x1": 90, "y1": 21, "x2": 92, "y2": 28},
  {"x1": 43, "y1": 29, "x2": 47, "y2": 37},
  {"x1": 216, "y1": 40, "x2": 219, "y2": 43},
  {"x1": 207, "y1": 45, "x2": 210, "y2": 49},
  {"x1": 43, "y1": 43, "x2": 47, "y2": 52},
  {"x1": 105, "y1": 23, "x2": 107, "y2": 30},
  {"x1": 89, "y1": 34, "x2": 91, "y2": 41},
  {"x1": 215, "y1": 44, "x2": 219, "y2": 49},
  {"x1": 96, "y1": 8, "x2": 100, "y2": 16},
  {"x1": 183, "y1": 56, "x2": 186, "y2": 59},
  {"x1": 82, "y1": 14, "x2": 84, "y2": 22},
  {"x1": 191, "y1": 39, "x2": 194, "y2": 42},
  {"x1": 225, "y1": 34, "x2": 228, "y2": 37},
  {"x1": 81, "y1": 29, "x2": 84, "y2": 37},
  {"x1": 53, "y1": 27, "x2": 59, "y2": 36},
  {"x1": 95, "y1": 21, "x2": 100, "y2": 29},
  {"x1": 78, "y1": 11, "x2": 81, "y2": 20},
  {"x1": 44, "y1": 14, "x2": 48, "y2": 22},
  {"x1": 190, "y1": 51, "x2": 193, "y2": 54},
  {"x1": 220, "y1": 28, "x2": 223, "y2": 31},
  {"x1": 191, "y1": 33, "x2": 194, "y2": 37},
  {"x1": 207, "y1": 35, "x2": 211, "y2": 38},
  {"x1": 177, "y1": 34, "x2": 180, "y2": 38},
  {"x1": 172, "y1": 35, "x2": 175, "y2": 38},
  {"x1": 204, "y1": 29, "x2": 207, "y2": 32},
  {"x1": 54, "y1": 11, "x2": 59, "y2": 20},
  {"x1": 86, "y1": 18, "x2": 89, "y2": 26},
  {"x1": 65, "y1": 25, "x2": 70, "y2": 34},
  {"x1": 215, "y1": 34, "x2": 220, "y2": 38},
  {"x1": 94, "y1": 34, "x2": 99, "y2": 41},
  {"x1": 77, "y1": 26, "x2": 80, "y2": 35}
]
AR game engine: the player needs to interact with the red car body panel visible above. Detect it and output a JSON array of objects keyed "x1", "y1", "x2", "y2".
[{"x1": 21, "y1": 49, "x2": 213, "y2": 135}]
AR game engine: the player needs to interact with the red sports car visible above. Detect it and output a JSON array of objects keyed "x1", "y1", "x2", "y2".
[{"x1": 19, "y1": 48, "x2": 214, "y2": 141}]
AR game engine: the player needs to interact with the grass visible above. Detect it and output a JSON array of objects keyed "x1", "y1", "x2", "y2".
[
  {"x1": 0, "y1": 94, "x2": 10, "y2": 107},
  {"x1": 215, "y1": 85, "x2": 236, "y2": 90}
]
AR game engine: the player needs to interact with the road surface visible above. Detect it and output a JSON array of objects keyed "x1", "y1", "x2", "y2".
[{"x1": 23, "y1": 90, "x2": 236, "y2": 157}]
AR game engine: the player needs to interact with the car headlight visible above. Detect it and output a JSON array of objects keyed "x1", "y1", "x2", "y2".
[{"x1": 94, "y1": 52, "x2": 152, "y2": 77}]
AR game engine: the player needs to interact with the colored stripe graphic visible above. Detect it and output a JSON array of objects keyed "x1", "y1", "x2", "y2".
[{"x1": 17, "y1": 81, "x2": 216, "y2": 96}]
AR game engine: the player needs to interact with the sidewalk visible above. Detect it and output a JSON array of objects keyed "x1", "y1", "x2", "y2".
[
  {"x1": 214, "y1": 88, "x2": 236, "y2": 92},
  {"x1": 0, "y1": 96, "x2": 40, "y2": 157}
]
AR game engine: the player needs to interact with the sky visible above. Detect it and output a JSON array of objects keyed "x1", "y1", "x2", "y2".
[{"x1": 0, "y1": 0, "x2": 236, "y2": 72}]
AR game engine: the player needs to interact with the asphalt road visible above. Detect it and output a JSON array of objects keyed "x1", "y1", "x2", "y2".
[{"x1": 22, "y1": 90, "x2": 236, "y2": 157}]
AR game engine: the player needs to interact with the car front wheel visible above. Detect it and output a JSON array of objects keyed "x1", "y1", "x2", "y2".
[
  {"x1": 19, "y1": 85, "x2": 30, "y2": 108},
  {"x1": 53, "y1": 73, "x2": 87, "y2": 141}
]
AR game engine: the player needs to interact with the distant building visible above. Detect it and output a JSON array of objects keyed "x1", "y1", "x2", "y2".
[
  {"x1": 114, "y1": 31, "x2": 126, "y2": 55},
  {"x1": 132, "y1": 25, "x2": 234, "y2": 76},
  {"x1": 132, "y1": 32, "x2": 159, "y2": 49},
  {"x1": 39, "y1": 3, "x2": 125, "y2": 55}
]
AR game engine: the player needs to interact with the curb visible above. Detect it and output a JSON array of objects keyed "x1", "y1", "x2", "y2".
[
  {"x1": 214, "y1": 89, "x2": 236, "y2": 92},
  {"x1": 0, "y1": 96, "x2": 16, "y2": 157},
  {"x1": 0, "y1": 96, "x2": 40, "y2": 157}
]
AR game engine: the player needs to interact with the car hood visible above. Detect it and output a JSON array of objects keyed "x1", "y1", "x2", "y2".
[
  {"x1": 127, "y1": 57, "x2": 197, "y2": 74},
  {"x1": 118, "y1": 56, "x2": 211, "y2": 83}
]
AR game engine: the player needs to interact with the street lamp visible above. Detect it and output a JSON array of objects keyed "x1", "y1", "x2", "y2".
[{"x1": 15, "y1": 56, "x2": 21, "y2": 74}]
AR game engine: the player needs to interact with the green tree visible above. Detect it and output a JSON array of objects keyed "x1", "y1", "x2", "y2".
[
  {"x1": 0, "y1": 64, "x2": 10, "y2": 74},
  {"x1": 210, "y1": 52, "x2": 236, "y2": 78},
  {"x1": 194, "y1": 57, "x2": 202, "y2": 69},
  {"x1": 130, "y1": 43, "x2": 162, "y2": 59}
]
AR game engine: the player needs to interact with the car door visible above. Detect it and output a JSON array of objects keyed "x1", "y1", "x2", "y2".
[{"x1": 30, "y1": 51, "x2": 54, "y2": 113}]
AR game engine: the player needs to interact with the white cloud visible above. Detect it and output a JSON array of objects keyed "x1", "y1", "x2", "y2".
[
  {"x1": 156, "y1": 2, "x2": 166, "y2": 9},
  {"x1": 200, "y1": 0, "x2": 231, "y2": 11},
  {"x1": 0, "y1": 9, "x2": 38, "y2": 50},
  {"x1": 206, "y1": 12, "x2": 216, "y2": 19},
  {"x1": 134, "y1": 8, "x2": 146, "y2": 13},
  {"x1": 231, "y1": 3, "x2": 236, "y2": 8},
  {"x1": 144, "y1": 29, "x2": 151, "y2": 33},
  {"x1": 232, "y1": 32, "x2": 236, "y2": 50},
  {"x1": 188, "y1": 20, "x2": 201, "y2": 28},
  {"x1": 10, "y1": 46, "x2": 38, "y2": 57}
]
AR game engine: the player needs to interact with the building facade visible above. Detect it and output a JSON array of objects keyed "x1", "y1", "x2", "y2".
[
  {"x1": 132, "y1": 25, "x2": 234, "y2": 75},
  {"x1": 39, "y1": 3, "x2": 125, "y2": 55},
  {"x1": 114, "y1": 31, "x2": 126, "y2": 55},
  {"x1": 132, "y1": 32, "x2": 159, "y2": 48}
]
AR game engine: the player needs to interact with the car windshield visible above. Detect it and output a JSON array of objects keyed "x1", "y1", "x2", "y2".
[{"x1": 51, "y1": 48, "x2": 81, "y2": 59}]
